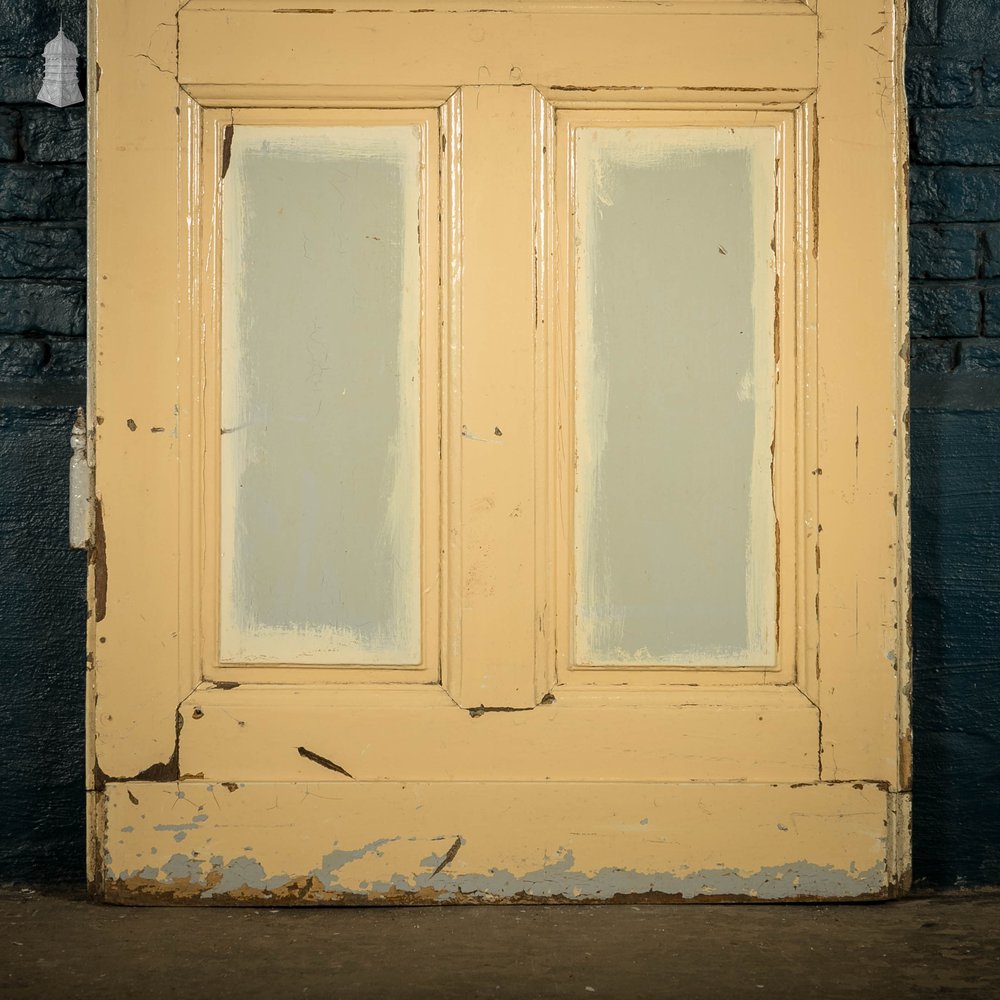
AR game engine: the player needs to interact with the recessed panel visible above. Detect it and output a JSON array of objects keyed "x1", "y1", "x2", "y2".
[
  {"x1": 220, "y1": 125, "x2": 422, "y2": 664},
  {"x1": 573, "y1": 125, "x2": 778, "y2": 667}
]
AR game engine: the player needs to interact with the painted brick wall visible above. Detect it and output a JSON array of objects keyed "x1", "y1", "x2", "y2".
[
  {"x1": 0, "y1": 0, "x2": 87, "y2": 883},
  {"x1": 907, "y1": 0, "x2": 1000, "y2": 888},
  {"x1": 0, "y1": 1, "x2": 998, "y2": 888},
  {"x1": 910, "y1": 0, "x2": 1000, "y2": 370}
]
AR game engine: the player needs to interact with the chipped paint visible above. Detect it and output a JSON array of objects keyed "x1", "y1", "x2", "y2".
[
  {"x1": 96, "y1": 781, "x2": 902, "y2": 904},
  {"x1": 104, "y1": 846, "x2": 888, "y2": 905},
  {"x1": 90, "y1": 496, "x2": 107, "y2": 624},
  {"x1": 296, "y1": 746, "x2": 354, "y2": 778}
]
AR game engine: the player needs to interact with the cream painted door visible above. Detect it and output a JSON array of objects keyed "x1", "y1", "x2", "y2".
[{"x1": 88, "y1": 0, "x2": 910, "y2": 902}]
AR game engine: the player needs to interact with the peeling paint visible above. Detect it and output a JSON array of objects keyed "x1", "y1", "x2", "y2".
[
  {"x1": 468, "y1": 705, "x2": 533, "y2": 718},
  {"x1": 90, "y1": 496, "x2": 107, "y2": 624},
  {"x1": 296, "y1": 746, "x2": 354, "y2": 779},
  {"x1": 104, "y1": 845, "x2": 888, "y2": 905},
  {"x1": 96, "y1": 776, "x2": 902, "y2": 905},
  {"x1": 430, "y1": 836, "x2": 464, "y2": 876},
  {"x1": 220, "y1": 123, "x2": 234, "y2": 180},
  {"x1": 93, "y1": 710, "x2": 183, "y2": 791}
]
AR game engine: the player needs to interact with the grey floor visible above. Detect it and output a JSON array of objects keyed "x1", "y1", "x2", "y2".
[{"x1": 2, "y1": 888, "x2": 999, "y2": 998}]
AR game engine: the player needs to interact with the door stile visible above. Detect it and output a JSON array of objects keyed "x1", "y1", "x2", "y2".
[
  {"x1": 179, "y1": 90, "x2": 206, "y2": 706},
  {"x1": 88, "y1": 0, "x2": 185, "y2": 789},
  {"x1": 442, "y1": 86, "x2": 553, "y2": 710},
  {"x1": 813, "y1": 0, "x2": 910, "y2": 785},
  {"x1": 533, "y1": 89, "x2": 558, "y2": 705},
  {"x1": 793, "y1": 94, "x2": 821, "y2": 711}
]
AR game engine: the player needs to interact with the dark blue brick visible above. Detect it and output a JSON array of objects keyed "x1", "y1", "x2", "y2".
[
  {"x1": 0, "y1": 224, "x2": 85, "y2": 279},
  {"x1": 0, "y1": 109, "x2": 18, "y2": 161},
  {"x1": 983, "y1": 288, "x2": 1000, "y2": 336},
  {"x1": 911, "y1": 283, "x2": 981, "y2": 337},
  {"x1": 0, "y1": 164, "x2": 85, "y2": 220},
  {"x1": 20, "y1": 107, "x2": 86, "y2": 164},
  {"x1": 909, "y1": 0, "x2": 939, "y2": 45},
  {"x1": 957, "y1": 339, "x2": 1000, "y2": 369},
  {"x1": 984, "y1": 55, "x2": 1000, "y2": 107},
  {"x1": 0, "y1": 56, "x2": 40, "y2": 104},
  {"x1": 911, "y1": 167, "x2": 1000, "y2": 223},
  {"x1": 906, "y1": 52, "x2": 927, "y2": 107},
  {"x1": 907, "y1": 54, "x2": 977, "y2": 109},
  {"x1": 0, "y1": 405, "x2": 86, "y2": 884},
  {"x1": 910, "y1": 400, "x2": 1000, "y2": 887},
  {"x1": 910, "y1": 225, "x2": 979, "y2": 279},
  {"x1": 911, "y1": 340, "x2": 958, "y2": 373},
  {"x1": 913, "y1": 113, "x2": 1000, "y2": 166},
  {"x1": 939, "y1": 0, "x2": 1000, "y2": 42},
  {"x1": 42, "y1": 335, "x2": 85, "y2": 380},
  {"x1": 0, "y1": 334, "x2": 44, "y2": 378},
  {"x1": 981, "y1": 225, "x2": 1000, "y2": 277},
  {"x1": 0, "y1": 0, "x2": 86, "y2": 58},
  {"x1": 0, "y1": 280, "x2": 85, "y2": 335}
]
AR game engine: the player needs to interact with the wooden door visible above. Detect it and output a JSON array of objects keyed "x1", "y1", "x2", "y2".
[{"x1": 87, "y1": 0, "x2": 911, "y2": 902}]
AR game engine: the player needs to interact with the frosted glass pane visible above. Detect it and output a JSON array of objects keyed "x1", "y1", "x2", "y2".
[
  {"x1": 573, "y1": 127, "x2": 777, "y2": 666},
  {"x1": 220, "y1": 125, "x2": 422, "y2": 664}
]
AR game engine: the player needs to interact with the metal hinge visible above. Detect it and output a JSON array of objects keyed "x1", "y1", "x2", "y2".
[{"x1": 69, "y1": 407, "x2": 93, "y2": 550}]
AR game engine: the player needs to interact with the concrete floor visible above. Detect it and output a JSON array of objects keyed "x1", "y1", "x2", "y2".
[{"x1": 1, "y1": 888, "x2": 999, "y2": 999}]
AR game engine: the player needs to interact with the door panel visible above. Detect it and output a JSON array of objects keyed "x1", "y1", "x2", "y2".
[
  {"x1": 201, "y1": 107, "x2": 442, "y2": 685},
  {"x1": 554, "y1": 106, "x2": 802, "y2": 688},
  {"x1": 177, "y1": 6, "x2": 820, "y2": 91},
  {"x1": 570, "y1": 123, "x2": 778, "y2": 667},
  {"x1": 219, "y1": 123, "x2": 424, "y2": 665},
  {"x1": 179, "y1": 686, "x2": 819, "y2": 783},
  {"x1": 89, "y1": 0, "x2": 910, "y2": 902}
]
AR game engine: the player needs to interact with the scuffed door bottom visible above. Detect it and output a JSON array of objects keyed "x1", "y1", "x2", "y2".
[{"x1": 94, "y1": 781, "x2": 909, "y2": 904}]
